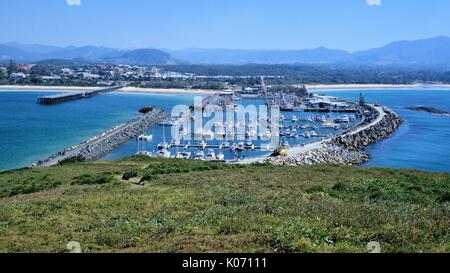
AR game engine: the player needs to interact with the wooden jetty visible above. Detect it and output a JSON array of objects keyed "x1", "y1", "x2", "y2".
[
  {"x1": 192, "y1": 93, "x2": 234, "y2": 110},
  {"x1": 37, "y1": 86, "x2": 123, "y2": 105}
]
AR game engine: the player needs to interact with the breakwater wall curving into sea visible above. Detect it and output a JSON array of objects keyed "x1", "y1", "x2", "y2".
[
  {"x1": 266, "y1": 105, "x2": 402, "y2": 166},
  {"x1": 332, "y1": 107, "x2": 402, "y2": 151},
  {"x1": 36, "y1": 107, "x2": 167, "y2": 166}
]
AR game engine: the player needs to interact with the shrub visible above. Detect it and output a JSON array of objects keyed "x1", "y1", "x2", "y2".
[
  {"x1": 60, "y1": 156, "x2": 85, "y2": 164},
  {"x1": 72, "y1": 173, "x2": 114, "y2": 186},
  {"x1": 122, "y1": 170, "x2": 138, "y2": 181},
  {"x1": 140, "y1": 175, "x2": 155, "y2": 182}
]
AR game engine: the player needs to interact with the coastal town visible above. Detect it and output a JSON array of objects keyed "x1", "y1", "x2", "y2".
[{"x1": 0, "y1": 60, "x2": 282, "y2": 92}]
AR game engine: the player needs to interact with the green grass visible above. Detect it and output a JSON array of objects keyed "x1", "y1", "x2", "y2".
[{"x1": 0, "y1": 156, "x2": 448, "y2": 253}]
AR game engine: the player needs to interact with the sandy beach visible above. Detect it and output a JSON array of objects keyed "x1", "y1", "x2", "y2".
[
  {"x1": 119, "y1": 87, "x2": 221, "y2": 95},
  {"x1": 0, "y1": 85, "x2": 221, "y2": 95}
]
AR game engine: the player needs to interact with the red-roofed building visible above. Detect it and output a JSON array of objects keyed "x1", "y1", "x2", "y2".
[{"x1": 16, "y1": 65, "x2": 34, "y2": 71}]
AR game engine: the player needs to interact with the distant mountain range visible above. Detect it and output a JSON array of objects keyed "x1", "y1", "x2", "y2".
[
  {"x1": 0, "y1": 44, "x2": 174, "y2": 65},
  {"x1": 1, "y1": 36, "x2": 450, "y2": 67}
]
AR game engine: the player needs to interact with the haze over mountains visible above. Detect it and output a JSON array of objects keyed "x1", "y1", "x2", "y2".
[{"x1": 1, "y1": 37, "x2": 449, "y2": 68}]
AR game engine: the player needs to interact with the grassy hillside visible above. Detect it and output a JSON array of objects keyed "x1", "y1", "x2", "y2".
[{"x1": 0, "y1": 156, "x2": 449, "y2": 253}]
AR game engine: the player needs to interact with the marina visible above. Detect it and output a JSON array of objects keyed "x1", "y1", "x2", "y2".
[
  {"x1": 133, "y1": 113, "x2": 361, "y2": 161},
  {"x1": 1, "y1": 88, "x2": 449, "y2": 172},
  {"x1": 132, "y1": 89, "x2": 364, "y2": 161}
]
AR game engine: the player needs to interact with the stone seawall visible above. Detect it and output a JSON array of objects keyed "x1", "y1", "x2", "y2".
[
  {"x1": 79, "y1": 109, "x2": 167, "y2": 161},
  {"x1": 36, "y1": 108, "x2": 167, "y2": 166},
  {"x1": 332, "y1": 107, "x2": 402, "y2": 151},
  {"x1": 266, "y1": 105, "x2": 402, "y2": 166}
]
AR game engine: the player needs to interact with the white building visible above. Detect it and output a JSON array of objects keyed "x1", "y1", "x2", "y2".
[
  {"x1": 0, "y1": 67, "x2": 7, "y2": 76},
  {"x1": 10, "y1": 72, "x2": 27, "y2": 79},
  {"x1": 41, "y1": 75, "x2": 62, "y2": 80},
  {"x1": 61, "y1": 68, "x2": 75, "y2": 76},
  {"x1": 77, "y1": 72, "x2": 101, "y2": 79}
]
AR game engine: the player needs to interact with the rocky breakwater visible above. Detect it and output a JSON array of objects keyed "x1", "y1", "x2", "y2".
[
  {"x1": 36, "y1": 107, "x2": 167, "y2": 166},
  {"x1": 266, "y1": 144, "x2": 371, "y2": 166},
  {"x1": 332, "y1": 106, "x2": 402, "y2": 152},
  {"x1": 266, "y1": 105, "x2": 402, "y2": 166}
]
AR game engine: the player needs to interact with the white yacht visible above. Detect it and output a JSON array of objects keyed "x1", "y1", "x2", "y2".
[
  {"x1": 220, "y1": 142, "x2": 231, "y2": 149},
  {"x1": 246, "y1": 129, "x2": 257, "y2": 138},
  {"x1": 291, "y1": 115, "x2": 299, "y2": 122},
  {"x1": 175, "y1": 151, "x2": 191, "y2": 159},
  {"x1": 194, "y1": 128, "x2": 204, "y2": 136},
  {"x1": 138, "y1": 134, "x2": 153, "y2": 141},
  {"x1": 237, "y1": 142, "x2": 245, "y2": 151},
  {"x1": 216, "y1": 152, "x2": 225, "y2": 161},
  {"x1": 205, "y1": 149, "x2": 216, "y2": 160},
  {"x1": 156, "y1": 148, "x2": 171, "y2": 158},
  {"x1": 323, "y1": 122, "x2": 338, "y2": 129},
  {"x1": 203, "y1": 129, "x2": 214, "y2": 138},
  {"x1": 215, "y1": 127, "x2": 226, "y2": 137},
  {"x1": 259, "y1": 130, "x2": 272, "y2": 139},
  {"x1": 136, "y1": 151, "x2": 153, "y2": 157},
  {"x1": 231, "y1": 143, "x2": 239, "y2": 151},
  {"x1": 341, "y1": 115, "x2": 351, "y2": 123},
  {"x1": 194, "y1": 150, "x2": 206, "y2": 160}
]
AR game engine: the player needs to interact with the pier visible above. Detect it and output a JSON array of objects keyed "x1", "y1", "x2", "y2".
[
  {"x1": 192, "y1": 93, "x2": 234, "y2": 110},
  {"x1": 37, "y1": 86, "x2": 123, "y2": 105}
]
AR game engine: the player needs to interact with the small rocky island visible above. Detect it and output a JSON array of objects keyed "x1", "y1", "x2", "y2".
[{"x1": 404, "y1": 106, "x2": 450, "y2": 116}]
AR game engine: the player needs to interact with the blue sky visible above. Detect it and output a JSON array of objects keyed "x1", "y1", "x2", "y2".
[{"x1": 1, "y1": 0, "x2": 449, "y2": 51}]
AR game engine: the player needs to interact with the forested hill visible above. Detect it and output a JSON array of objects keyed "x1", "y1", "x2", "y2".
[{"x1": 161, "y1": 64, "x2": 450, "y2": 85}]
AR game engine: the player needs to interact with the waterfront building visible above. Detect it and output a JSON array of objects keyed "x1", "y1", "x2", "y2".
[{"x1": 0, "y1": 67, "x2": 7, "y2": 76}]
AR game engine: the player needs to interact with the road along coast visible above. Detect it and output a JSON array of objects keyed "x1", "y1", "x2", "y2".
[{"x1": 35, "y1": 107, "x2": 167, "y2": 167}]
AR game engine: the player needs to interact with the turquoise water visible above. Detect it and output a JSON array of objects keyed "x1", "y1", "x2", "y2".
[
  {"x1": 0, "y1": 90, "x2": 198, "y2": 170},
  {"x1": 1, "y1": 89, "x2": 449, "y2": 173},
  {"x1": 314, "y1": 89, "x2": 450, "y2": 173}
]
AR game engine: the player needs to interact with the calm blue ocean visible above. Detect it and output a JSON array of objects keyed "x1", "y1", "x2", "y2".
[
  {"x1": 314, "y1": 89, "x2": 450, "y2": 173},
  {"x1": 1, "y1": 89, "x2": 449, "y2": 173},
  {"x1": 0, "y1": 90, "x2": 198, "y2": 170}
]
